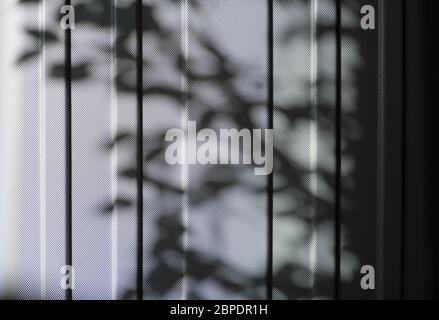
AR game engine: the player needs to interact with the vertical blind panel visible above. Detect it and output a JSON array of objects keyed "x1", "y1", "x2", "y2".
[
  {"x1": 10, "y1": 3, "x2": 41, "y2": 300},
  {"x1": 113, "y1": 0, "x2": 141, "y2": 301},
  {"x1": 141, "y1": 0, "x2": 185, "y2": 300},
  {"x1": 185, "y1": 0, "x2": 269, "y2": 299},
  {"x1": 311, "y1": 0, "x2": 342, "y2": 298},
  {"x1": 273, "y1": 0, "x2": 338, "y2": 300},
  {"x1": 0, "y1": 0, "x2": 68, "y2": 300},
  {"x1": 339, "y1": 0, "x2": 379, "y2": 299},
  {"x1": 71, "y1": 0, "x2": 113, "y2": 300},
  {"x1": 313, "y1": 0, "x2": 337, "y2": 299},
  {"x1": 43, "y1": 1, "x2": 68, "y2": 300},
  {"x1": 0, "y1": 0, "x2": 19, "y2": 299},
  {"x1": 273, "y1": 0, "x2": 314, "y2": 300}
]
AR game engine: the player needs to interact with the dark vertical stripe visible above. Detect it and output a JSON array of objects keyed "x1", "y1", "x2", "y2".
[
  {"x1": 376, "y1": 0, "x2": 385, "y2": 300},
  {"x1": 401, "y1": 0, "x2": 407, "y2": 300},
  {"x1": 266, "y1": 0, "x2": 274, "y2": 301},
  {"x1": 64, "y1": 0, "x2": 73, "y2": 301},
  {"x1": 136, "y1": 0, "x2": 144, "y2": 300},
  {"x1": 334, "y1": 0, "x2": 342, "y2": 300}
]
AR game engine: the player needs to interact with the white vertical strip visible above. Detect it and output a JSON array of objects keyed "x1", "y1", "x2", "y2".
[
  {"x1": 180, "y1": 0, "x2": 189, "y2": 300},
  {"x1": 39, "y1": 0, "x2": 47, "y2": 300},
  {"x1": 111, "y1": 0, "x2": 119, "y2": 300},
  {"x1": 309, "y1": 0, "x2": 318, "y2": 299},
  {"x1": 0, "y1": 0, "x2": 20, "y2": 297}
]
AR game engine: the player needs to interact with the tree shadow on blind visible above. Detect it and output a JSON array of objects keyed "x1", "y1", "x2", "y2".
[{"x1": 15, "y1": 0, "x2": 363, "y2": 300}]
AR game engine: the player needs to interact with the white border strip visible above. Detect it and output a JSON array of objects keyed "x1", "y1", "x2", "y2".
[{"x1": 0, "y1": 0, "x2": 20, "y2": 298}]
